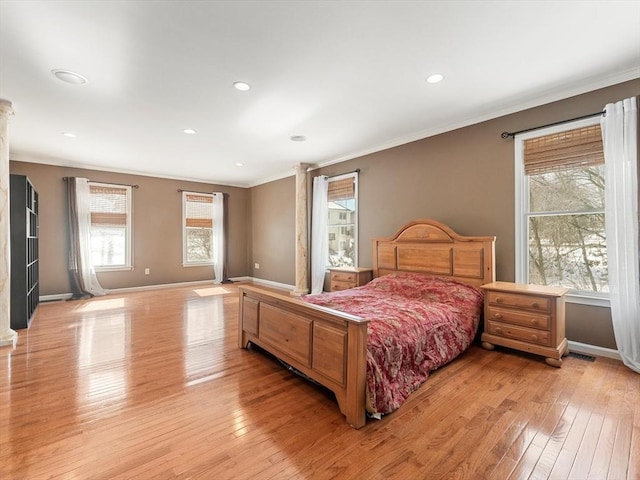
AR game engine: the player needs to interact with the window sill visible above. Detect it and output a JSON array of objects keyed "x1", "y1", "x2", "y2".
[
  {"x1": 95, "y1": 266, "x2": 133, "y2": 273},
  {"x1": 565, "y1": 293, "x2": 610, "y2": 308},
  {"x1": 183, "y1": 263, "x2": 214, "y2": 268}
]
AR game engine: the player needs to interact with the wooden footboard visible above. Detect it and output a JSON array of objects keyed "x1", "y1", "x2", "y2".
[{"x1": 238, "y1": 284, "x2": 369, "y2": 428}]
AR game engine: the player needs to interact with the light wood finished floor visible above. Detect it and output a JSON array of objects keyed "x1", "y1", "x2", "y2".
[{"x1": 1, "y1": 284, "x2": 638, "y2": 479}]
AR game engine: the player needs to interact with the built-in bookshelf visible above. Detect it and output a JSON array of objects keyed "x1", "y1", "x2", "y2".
[{"x1": 10, "y1": 174, "x2": 39, "y2": 329}]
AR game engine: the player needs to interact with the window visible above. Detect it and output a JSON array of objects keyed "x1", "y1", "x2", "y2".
[
  {"x1": 89, "y1": 182, "x2": 132, "y2": 270},
  {"x1": 515, "y1": 117, "x2": 608, "y2": 305},
  {"x1": 183, "y1": 192, "x2": 214, "y2": 265},
  {"x1": 327, "y1": 173, "x2": 358, "y2": 267}
]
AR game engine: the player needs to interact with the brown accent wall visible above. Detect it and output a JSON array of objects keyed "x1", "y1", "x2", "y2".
[
  {"x1": 9, "y1": 161, "x2": 250, "y2": 295},
  {"x1": 250, "y1": 79, "x2": 640, "y2": 349},
  {"x1": 249, "y1": 175, "x2": 295, "y2": 285}
]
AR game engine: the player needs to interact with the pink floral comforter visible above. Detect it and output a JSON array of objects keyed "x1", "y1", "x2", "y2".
[{"x1": 302, "y1": 273, "x2": 483, "y2": 415}]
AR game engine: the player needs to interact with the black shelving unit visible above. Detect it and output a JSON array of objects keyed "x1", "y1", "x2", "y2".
[{"x1": 10, "y1": 174, "x2": 39, "y2": 329}]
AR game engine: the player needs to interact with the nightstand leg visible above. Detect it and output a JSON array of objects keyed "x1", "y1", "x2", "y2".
[
  {"x1": 481, "y1": 341, "x2": 495, "y2": 351},
  {"x1": 545, "y1": 357, "x2": 563, "y2": 368}
]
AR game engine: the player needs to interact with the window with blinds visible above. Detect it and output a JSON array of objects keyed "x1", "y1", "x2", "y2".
[
  {"x1": 523, "y1": 124, "x2": 604, "y2": 175},
  {"x1": 328, "y1": 177, "x2": 355, "y2": 202},
  {"x1": 516, "y1": 118, "x2": 608, "y2": 298},
  {"x1": 89, "y1": 182, "x2": 132, "y2": 269},
  {"x1": 182, "y1": 192, "x2": 214, "y2": 265},
  {"x1": 327, "y1": 173, "x2": 358, "y2": 268}
]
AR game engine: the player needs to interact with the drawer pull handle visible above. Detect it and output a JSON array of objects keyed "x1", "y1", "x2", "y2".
[
  {"x1": 531, "y1": 319, "x2": 538, "y2": 326},
  {"x1": 531, "y1": 334, "x2": 538, "y2": 341},
  {"x1": 493, "y1": 313, "x2": 502, "y2": 319},
  {"x1": 495, "y1": 327, "x2": 502, "y2": 334},
  {"x1": 495, "y1": 297, "x2": 503, "y2": 303},
  {"x1": 531, "y1": 302, "x2": 539, "y2": 309}
]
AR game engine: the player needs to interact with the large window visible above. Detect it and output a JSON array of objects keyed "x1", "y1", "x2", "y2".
[
  {"x1": 89, "y1": 182, "x2": 132, "y2": 270},
  {"x1": 515, "y1": 118, "x2": 608, "y2": 304},
  {"x1": 183, "y1": 192, "x2": 214, "y2": 266},
  {"x1": 327, "y1": 173, "x2": 358, "y2": 267}
]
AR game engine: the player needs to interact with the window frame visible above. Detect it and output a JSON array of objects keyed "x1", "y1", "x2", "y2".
[
  {"x1": 326, "y1": 172, "x2": 359, "y2": 268},
  {"x1": 89, "y1": 181, "x2": 133, "y2": 272},
  {"x1": 515, "y1": 116, "x2": 609, "y2": 307},
  {"x1": 182, "y1": 191, "x2": 215, "y2": 267}
]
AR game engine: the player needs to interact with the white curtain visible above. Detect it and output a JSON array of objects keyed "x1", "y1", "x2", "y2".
[
  {"x1": 311, "y1": 176, "x2": 329, "y2": 294},
  {"x1": 212, "y1": 192, "x2": 224, "y2": 284},
  {"x1": 75, "y1": 178, "x2": 107, "y2": 296},
  {"x1": 601, "y1": 96, "x2": 640, "y2": 373}
]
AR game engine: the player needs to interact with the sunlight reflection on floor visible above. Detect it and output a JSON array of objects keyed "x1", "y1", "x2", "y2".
[
  {"x1": 76, "y1": 298, "x2": 126, "y2": 312},
  {"x1": 194, "y1": 286, "x2": 233, "y2": 297}
]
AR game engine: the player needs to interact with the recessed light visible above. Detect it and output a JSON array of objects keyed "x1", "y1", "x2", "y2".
[
  {"x1": 52, "y1": 69, "x2": 88, "y2": 85},
  {"x1": 426, "y1": 73, "x2": 444, "y2": 84},
  {"x1": 62, "y1": 132, "x2": 77, "y2": 138},
  {"x1": 183, "y1": 129, "x2": 196, "y2": 135},
  {"x1": 233, "y1": 81, "x2": 251, "y2": 91},
  {"x1": 290, "y1": 135, "x2": 307, "y2": 142},
  {"x1": 235, "y1": 162, "x2": 244, "y2": 167}
]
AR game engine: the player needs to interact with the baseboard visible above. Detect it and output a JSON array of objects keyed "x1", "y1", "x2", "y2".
[
  {"x1": 229, "y1": 276, "x2": 251, "y2": 283},
  {"x1": 244, "y1": 277, "x2": 295, "y2": 290},
  {"x1": 40, "y1": 293, "x2": 73, "y2": 302},
  {"x1": 108, "y1": 279, "x2": 218, "y2": 294},
  {"x1": 39, "y1": 277, "x2": 294, "y2": 301},
  {"x1": 40, "y1": 279, "x2": 218, "y2": 301},
  {"x1": 568, "y1": 340, "x2": 621, "y2": 361}
]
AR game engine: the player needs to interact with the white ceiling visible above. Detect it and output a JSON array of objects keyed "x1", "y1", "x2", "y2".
[{"x1": 1, "y1": 1, "x2": 639, "y2": 187}]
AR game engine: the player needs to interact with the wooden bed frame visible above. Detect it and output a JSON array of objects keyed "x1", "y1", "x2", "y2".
[{"x1": 238, "y1": 219, "x2": 495, "y2": 428}]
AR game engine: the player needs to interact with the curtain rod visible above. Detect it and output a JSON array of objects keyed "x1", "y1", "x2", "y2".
[
  {"x1": 62, "y1": 177, "x2": 139, "y2": 188},
  {"x1": 500, "y1": 111, "x2": 605, "y2": 139},
  {"x1": 327, "y1": 168, "x2": 360, "y2": 179}
]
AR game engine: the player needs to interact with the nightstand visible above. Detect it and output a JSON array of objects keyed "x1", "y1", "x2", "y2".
[
  {"x1": 328, "y1": 267, "x2": 373, "y2": 292},
  {"x1": 480, "y1": 282, "x2": 569, "y2": 367}
]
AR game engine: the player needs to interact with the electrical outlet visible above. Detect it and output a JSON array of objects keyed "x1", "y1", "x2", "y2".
[
  {"x1": 144, "y1": 268, "x2": 150, "y2": 275},
  {"x1": 254, "y1": 263, "x2": 260, "y2": 269}
]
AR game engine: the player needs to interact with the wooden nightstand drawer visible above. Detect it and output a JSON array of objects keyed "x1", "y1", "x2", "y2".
[
  {"x1": 487, "y1": 291, "x2": 551, "y2": 313},
  {"x1": 330, "y1": 281, "x2": 352, "y2": 292},
  {"x1": 486, "y1": 320, "x2": 551, "y2": 347},
  {"x1": 486, "y1": 306, "x2": 551, "y2": 330},
  {"x1": 331, "y1": 271, "x2": 357, "y2": 283}
]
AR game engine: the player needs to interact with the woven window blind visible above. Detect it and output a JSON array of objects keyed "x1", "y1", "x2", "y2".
[
  {"x1": 328, "y1": 177, "x2": 355, "y2": 201},
  {"x1": 185, "y1": 193, "x2": 213, "y2": 228},
  {"x1": 90, "y1": 185, "x2": 127, "y2": 226},
  {"x1": 523, "y1": 124, "x2": 604, "y2": 175}
]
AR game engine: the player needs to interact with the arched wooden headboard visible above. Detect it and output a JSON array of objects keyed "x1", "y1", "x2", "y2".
[{"x1": 372, "y1": 219, "x2": 496, "y2": 287}]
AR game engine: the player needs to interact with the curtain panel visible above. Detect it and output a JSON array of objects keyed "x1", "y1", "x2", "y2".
[
  {"x1": 67, "y1": 177, "x2": 107, "y2": 298},
  {"x1": 212, "y1": 192, "x2": 225, "y2": 284},
  {"x1": 311, "y1": 176, "x2": 329, "y2": 294},
  {"x1": 601, "y1": 96, "x2": 640, "y2": 373}
]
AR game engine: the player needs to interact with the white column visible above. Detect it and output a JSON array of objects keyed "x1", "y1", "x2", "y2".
[
  {"x1": 0, "y1": 99, "x2": 17, "y2": 347},
  {"x1": 292, "y1": 163, "x2": 310, "y2": 296}
]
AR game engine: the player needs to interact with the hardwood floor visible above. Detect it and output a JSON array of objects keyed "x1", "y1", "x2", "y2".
[{"x1": 1, "y1": 283, "x2": 638, "y2": 479}]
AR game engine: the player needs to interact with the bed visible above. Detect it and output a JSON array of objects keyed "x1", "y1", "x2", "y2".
[{"x1": 238, "y1": 219, "x2": 495, "y2": 428}]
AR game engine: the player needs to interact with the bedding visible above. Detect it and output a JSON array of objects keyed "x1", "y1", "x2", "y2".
[{"x1": 302, "y1": 272, "x2": 484, "y2": 415}]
